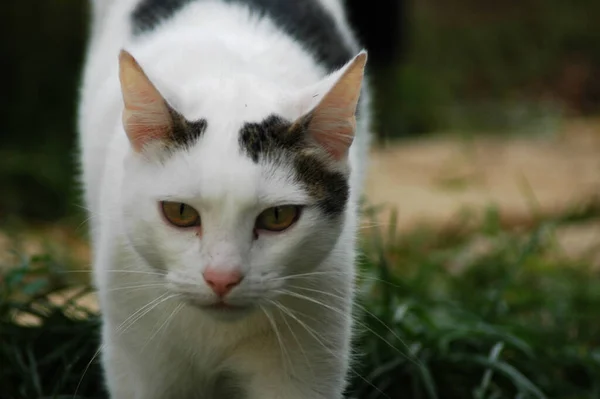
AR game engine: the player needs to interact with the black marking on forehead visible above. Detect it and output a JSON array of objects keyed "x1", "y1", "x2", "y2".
[
  {"x1": 237, "y1": 115, "x2": 303, "y2": 163},
  {"x1": 131, "y1": 0, "x2": 355, "y2": 72},
  {"x1": 239, "y1": 114, "x2": 349, "y2": 217},
  {"x1": 166, "y1": 104, "x2": 207, "y2": 150}
]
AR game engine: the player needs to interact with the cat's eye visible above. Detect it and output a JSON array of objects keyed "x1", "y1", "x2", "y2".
[
  {"x1": 161, "y1": 201, "x2": 201, "y2": 228},
  {"x1": 255, "y1": 205, "x2": 300, "y2": 232}
]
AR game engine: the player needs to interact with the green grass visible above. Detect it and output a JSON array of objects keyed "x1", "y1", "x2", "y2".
[{"x1": 1, "y1": 209, "x2": 599, "y2": 399}]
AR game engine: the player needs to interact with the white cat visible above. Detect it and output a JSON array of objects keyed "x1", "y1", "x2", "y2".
[{"x1": 78, "y1": 0, "x2": 371, "y2": 398}]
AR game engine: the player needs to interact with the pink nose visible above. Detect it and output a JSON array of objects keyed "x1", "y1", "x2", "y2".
[{"x1": 202, "y1": 268, "x2": 243, "y2": 297}]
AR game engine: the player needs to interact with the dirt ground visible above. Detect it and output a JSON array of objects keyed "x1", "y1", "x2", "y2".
[{"x1": 365, "y1": 118, "x2": 600, "y2": 229}]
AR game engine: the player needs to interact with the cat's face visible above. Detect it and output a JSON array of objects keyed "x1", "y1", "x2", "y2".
[{"x1": 117, "y1": 50, "x2": 366, "y2": 318}]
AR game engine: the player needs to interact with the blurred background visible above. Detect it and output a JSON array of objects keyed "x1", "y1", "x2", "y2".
[{"x1": 1, "y1": 1, "x2": 600, "y2": 398}]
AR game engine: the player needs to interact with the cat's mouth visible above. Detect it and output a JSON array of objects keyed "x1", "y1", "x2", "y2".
[
  {"x1": 204, "y1": 301, "x2": 247, "y2": 311},
  {"x1": 199, "y1": 301, "x2": 255, "y2": 321},
  {"x1": 186, "y1": 297, "x2": 253, "y2": 316}
]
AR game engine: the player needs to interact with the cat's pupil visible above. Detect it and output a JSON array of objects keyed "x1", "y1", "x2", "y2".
[
  {"x1": 274, "y1": 207, "x2": 280, "y2": 221},
  {"x1": 179, "y1": 203, "x2": 185, "y2": 216}
]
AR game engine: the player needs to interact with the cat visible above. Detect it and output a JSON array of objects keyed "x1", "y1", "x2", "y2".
[{"x1": 78, "y1": 0, "x2": 371, "y2": 398}]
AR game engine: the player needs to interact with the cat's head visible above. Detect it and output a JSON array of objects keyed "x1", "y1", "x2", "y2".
[{"x1": 117, "y1": 50, "x2": 366, "y2": 319}]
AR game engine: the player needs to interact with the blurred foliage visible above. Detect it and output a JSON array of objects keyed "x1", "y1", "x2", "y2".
[
  {"x1": 375, "y1": 0, "x2": 600, "y2": 139},
  {"x1": 0, "y1": 256, "x2": 103, "y2": 399},
  {"x1": 1, "y1": 209, "x2": 600, "y2": 398},
  {"x1": 0, "y1": 1, "x2": 88, "y2": 221},
  {"x1": 2, "y1": 0, "x2": 600, "y2": 221}
]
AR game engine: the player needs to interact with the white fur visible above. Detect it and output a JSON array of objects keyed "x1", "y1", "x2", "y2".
[{"x1": 79, "y1": 1, "x2": 371, "y2": 398}]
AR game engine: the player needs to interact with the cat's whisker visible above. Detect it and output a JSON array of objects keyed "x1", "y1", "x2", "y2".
[
  {"x1": 269, "y1": 300, "x2": 329, "y2": 352},
  {"x1": 260, "y1": 305, "x2": 294, "y2": 377},
  {"x1": 116, "y1": 292, "x2": 172, "y2": 333},
  {"x1": 61, "y1": 269, "x2": 167, "y2": 277},
  {"x1": 116, "y1": 293, "x2": 170, "y2": 333},
  {"x1": 270, "y1": 300, "x2": 390, "y2": 399},
  {"x1": 73, "y1": 203, "x2": 121, "y2": 228},
  {"x1": 119, "y1": 294, "x2": 179, "y2": 334},
  {"x1": 107, "y1": 283, "x2": 167, "y2": 292},
  {"x1": 270, "y1": 270, "x2": 347, "y2": 281},
  {"x1": 266, "y1": 299, "x2": 315, "y2": 381},
  {"x1": 74, "y1": 213, "x2": 95, "y2": 232},
  {"x1": 74, "y1": 343, "x2": 106, "y2": 399},
  {"x1": 272, "y1": 270, "x2": 405, "y2": 290},
  {"x1": 359, "y1": 222, "x2": 390, "y2": 229},
  {"x1": 285, "y1": 285, "x2": 420, "y2": 366},
  {"x1": 142, "y1": 302, "x2": 184, "y2": 351},
  {"x1": 275, "y1": 288, "x2": 422, "y2": 368}
]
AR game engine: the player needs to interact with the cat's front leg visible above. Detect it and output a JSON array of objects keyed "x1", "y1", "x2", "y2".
[
  {"x1": 101, "y1": 336, "x2": 146, "y2": 399},
  {"x1": 102, "y1": 345, "x2": 191, "y2": 399},
  {"x1": 101, "y1": 324, "x2": 195, "y2": 399}
]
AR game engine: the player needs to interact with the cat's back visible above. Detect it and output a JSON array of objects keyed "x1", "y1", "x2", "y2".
[
  {"x1": 130, "y1": 0, "x2": 358, "y2": 69},
  {"x1": 86, "y1": 0, "x2": 358, "y2": 77}
]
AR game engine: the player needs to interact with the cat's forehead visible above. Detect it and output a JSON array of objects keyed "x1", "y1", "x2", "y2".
[
  {"x1": 172, "y1": 76, "x2": 295, "y2": 125},
  {"x1": 161, "y1": 113, "x2": 297, "y2": 205},
  {"x1": 157, "y1": 79, "x2": 291, "y2": 197}
]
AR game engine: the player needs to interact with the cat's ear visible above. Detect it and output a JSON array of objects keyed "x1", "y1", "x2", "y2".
[
  {"x1": 118, "y1": 50, "x2": 172, "y2": 152},
  {"x1": 302, "y1": 51, "x2": 367, "y2": 160}
]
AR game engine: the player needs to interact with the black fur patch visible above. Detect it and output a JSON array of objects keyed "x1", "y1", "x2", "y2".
[
  {"x1": 166, "y1": 104, "x2": 207, "y2": 149},
  {"x1": 131, "y1": 0, "x2": 188, "y2": 33},
  {"x1": 239, "y1": 115, "x2": 349, "y2": 217},
  {"x1": 131, "y1": 0, "x2": 355, "y2": 71}
]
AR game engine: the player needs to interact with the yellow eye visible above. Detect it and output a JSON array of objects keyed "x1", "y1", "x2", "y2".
[
  {"x1": 255, "y1": 206, "x2": 300, "y2": 232},
  {"x1": 161, "y1": 201, "x2": 201, "y2": 228}
]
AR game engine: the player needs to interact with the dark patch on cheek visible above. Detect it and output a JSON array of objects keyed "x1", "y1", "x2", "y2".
[
  {"x1": 238, "y1": 114, "x2": 350, "y2": 217},
  {"x1": 167, "y1": 105, "x2": 207, "y2": 150},
  {"x1": 294, "y1": 154, "x2": 349, "y2": 216}
]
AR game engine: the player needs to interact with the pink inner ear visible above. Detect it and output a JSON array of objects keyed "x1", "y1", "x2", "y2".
[
  {"x1": 122, "y1": 111, "x2": 172, "y2": 151},
  {"x1": 119, "y1": 50, "x2": 173, "y2": 152},
  {"x1": 305, "y1": 52, "x2": 366, "y2": 160},
  {"x1": 308, "y1": 112, "x2": 356, "y2": 160}
]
